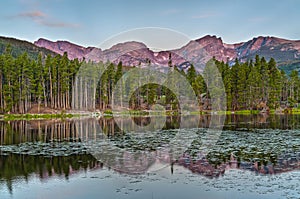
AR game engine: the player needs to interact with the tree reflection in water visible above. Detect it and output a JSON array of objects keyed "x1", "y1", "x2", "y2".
[
  {"x1": 0, "y1": 153, "x2": 101, "y2": 194},
  {"x1": 0, "y1": 114, "x2": 300, "y2": 193}
]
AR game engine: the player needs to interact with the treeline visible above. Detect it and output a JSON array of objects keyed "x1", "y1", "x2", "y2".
[
  {"x1": 0, "y1": 45, "x2": 81, "y2": 113},
  {"x1": 0, "y1": 44, "x2": 300, "y2": 113},
  {"x1": 215, "y1": 55, "x2": 300, "y2": 110},
  {"x1": 73, "y1": 55, "x2": 300, "y2": 112}
]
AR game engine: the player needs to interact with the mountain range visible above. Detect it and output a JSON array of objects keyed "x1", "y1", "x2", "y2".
[
  {"x1": 1, "y1": 35, "x2": 300, "y2": 73},
  {"x1": 34, "y1": 35, "x2": 300, "y2": 73}
]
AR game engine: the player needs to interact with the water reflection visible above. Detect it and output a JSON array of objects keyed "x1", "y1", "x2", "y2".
[
  {"x1": 0, "y1": 114, "x2": 300, "y2": 192},
  {"x1": 1, "y1": 114, "x2": 300, "y2": 145},
  {"x1": 178, "y1": 151, "x2": 300, "y2": 178},
  {"x1": 0, "y1": 153, "x2": 100, "y2": 194},
  {"x1": 224, "y1": 113, "x2": 300, "y2": 130}
]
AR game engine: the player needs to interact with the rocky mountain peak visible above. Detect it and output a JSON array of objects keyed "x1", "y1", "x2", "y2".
[
  {"x1": 34, "y1": 35, "x2": 300, "y2": 72},
  {"x1": 34, "y1": 38, "x2": 101, "y2": 60}
]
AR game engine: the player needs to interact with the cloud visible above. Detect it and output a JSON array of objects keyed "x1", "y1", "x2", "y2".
[
  {"x1": 18, "y1": 10, "x2": 46, "y2": 19},
  {"x1": 191, "y1": 13, "x2": 217, "y2": 19},
  {"x1": 13, "y1": 10, "x2": 79, "y2": 28}
]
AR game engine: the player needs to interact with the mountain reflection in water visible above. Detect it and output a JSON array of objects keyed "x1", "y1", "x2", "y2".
[{"x1": 0, "y1": 114, "x2": 300, "y2": 193}]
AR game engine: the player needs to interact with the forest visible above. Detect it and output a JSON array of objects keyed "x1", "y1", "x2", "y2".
[{"x1": 0, "y1": 44, "x2": 300, "y2": 114}]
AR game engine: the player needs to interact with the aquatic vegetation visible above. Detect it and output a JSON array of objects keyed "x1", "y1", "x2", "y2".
[
  {"x1": 0, "y1": 141, "x2": 89, "y2": 156},
  {"x1": 0, "y1": 116, "x2": 300, "y2": 178}
]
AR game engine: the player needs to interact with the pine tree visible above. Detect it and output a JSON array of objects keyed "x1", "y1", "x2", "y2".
[
  {"x1": 0, "y1": 44, "x2": 299, "y2": 113},
  {"x1": 34, "y1": 53, "x2": 44, "y2": 112},
  {"x1": 3, "y1": 45, "x2": 15, "y2": 112},
  {"x1": 267, "y1": 58, "x2": 282, "y2": 109},
  {"x1": 230, "y1": 59, "x2": 240, "y2": 110},
  {"x1": 236, "y1": 62, "x2": 248, "y2": 109},
  {"x1": 289, "y1": 70, "x2": 299, "y2": 107},
  {"x1": 246, "y1": 61, "x2": 261, "y2": 110}
]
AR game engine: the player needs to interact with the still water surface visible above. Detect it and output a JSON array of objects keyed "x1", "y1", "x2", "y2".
[{"x1": 0, "y1": 114, "x2": 300, "y2": 199}]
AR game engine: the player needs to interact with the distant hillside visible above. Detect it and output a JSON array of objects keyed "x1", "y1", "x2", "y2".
[
  {"x1": 236, "y1": 36, "x2": 300, "y2": 74},
  {"x1": 0, "y1": 36, "x2": 57, "y2": 60}
]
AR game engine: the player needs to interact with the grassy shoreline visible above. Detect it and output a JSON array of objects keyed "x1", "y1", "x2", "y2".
[
  {"x1": 1, "y1": 113, "x2": 82, "y2": 121},
  {"x1": 1, "y1": 108, "x2": 300, "y2": 121}
]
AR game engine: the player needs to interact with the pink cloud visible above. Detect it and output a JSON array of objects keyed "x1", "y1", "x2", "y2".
[
  {"x1": 14, "y1": 10, "x2": 79, "y2": 28},
  {"x1": 18, "y1": 10, "x2": 46, "y2": 19}
]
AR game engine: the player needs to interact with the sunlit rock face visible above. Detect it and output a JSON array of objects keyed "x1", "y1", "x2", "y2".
[
  {"x1": 34, "y1": 35, "x2": 300, "y2": 71},
  {"x1": 34, "y1": 38, "x2": 97, "y2": 60}
]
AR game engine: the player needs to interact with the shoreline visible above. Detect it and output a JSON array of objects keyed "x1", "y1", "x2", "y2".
[{"x1": 1, "y1": 108, "x2": 300, "y2": 121}]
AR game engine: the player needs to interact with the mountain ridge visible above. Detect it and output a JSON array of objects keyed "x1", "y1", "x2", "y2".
[
  {"x1": 34, "y1": 35, "x2": 300, "y2": 71},
  {"x1": 0, "y1": 35, "x2": 291, "y2": 72}
]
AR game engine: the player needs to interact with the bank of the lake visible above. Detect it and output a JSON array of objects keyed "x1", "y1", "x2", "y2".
[
  {"x1": 1, "y1": 106, "x2": 299, "y2": 121},
  {"x1": 2, "y1": 108, "x2": 300, "y2": 121}
]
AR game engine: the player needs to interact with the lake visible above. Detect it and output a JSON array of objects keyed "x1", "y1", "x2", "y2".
[{"x1": 0, "y1": 114, "x2": 300, "y2": 199}]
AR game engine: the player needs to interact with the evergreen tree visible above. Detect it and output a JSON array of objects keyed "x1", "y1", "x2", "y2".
[
  {"x1": 289, "y1": 70, "x2": 299, "y2": 107},
  {"x1": 0, "y1": 44, "x2": 298, "y2": 113}
]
